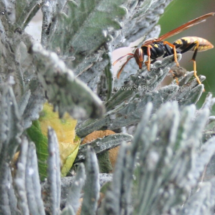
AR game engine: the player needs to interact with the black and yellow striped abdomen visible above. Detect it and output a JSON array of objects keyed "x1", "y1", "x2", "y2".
[{"x1": 174, "y1": 36, "x2": 214, "y2": 52}]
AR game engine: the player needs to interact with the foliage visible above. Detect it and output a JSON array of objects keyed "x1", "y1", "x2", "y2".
[{"x1": 0, "y1": 0, "x2": 215, "y2": 214}]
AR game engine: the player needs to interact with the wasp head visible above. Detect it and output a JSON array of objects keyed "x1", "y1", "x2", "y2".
[{"x1": 133, "y1": 48, "x2": 144, "y2": 69}]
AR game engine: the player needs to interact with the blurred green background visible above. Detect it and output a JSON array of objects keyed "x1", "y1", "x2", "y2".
[{"x1": 158, "y1": 0, "x2": 215, "y2": 111}]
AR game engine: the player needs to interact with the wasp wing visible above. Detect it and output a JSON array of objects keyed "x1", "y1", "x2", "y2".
[{"x1": 157, "y1": 12, "x2": 215, "y2": 41}]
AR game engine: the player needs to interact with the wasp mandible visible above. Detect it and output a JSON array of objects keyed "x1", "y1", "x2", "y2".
[{"x1": 113, "y1": 12, "x2": 215, "y2": 85}]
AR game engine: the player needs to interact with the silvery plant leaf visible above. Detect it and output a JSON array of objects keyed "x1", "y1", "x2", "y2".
[
  {"x1": 100, "y1": 102, "x2": 215, "y2": 215},
  {"x1": 46, "y1": 128, "x2": 61, "y2": 215},
  {"x1": 0, "y1": 84, "x2": 22, "y2": 160},
  {"x1": 178, "y1": 182, "x2": 212, "y2": 215},
  {"x1": 14, "y1": 137, "x2": 45, "y2": 215},
  {"x1": 45, "y1": 0, "x2": 127, "y2": 68},
  {"x1": 81, "y1": 147, "x2": 100, "y2": 215},
  {"x1": 31, "y1": 43, "x2": 105, "y2": 119},
  {"x1": 111, "y1": 0, "x2": 173, "y2": 48},
  {"x1": 0, "y1": 84, "x2": 21, "y2": 215},
  {"x1": 75, "y1": 133, "x2": 133, "y2": 162}
]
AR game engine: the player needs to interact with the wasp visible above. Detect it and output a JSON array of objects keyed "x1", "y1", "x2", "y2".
[{"x1": 113, "y1": 12, "x2": 215, "y2": 85}]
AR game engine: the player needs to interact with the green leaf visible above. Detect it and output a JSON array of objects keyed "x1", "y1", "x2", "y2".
[
  {"x1": 27, "y1": 120, "x2": 48, "y2": 181},
  {"x1": 104, "y1": 58, "x2": 113, "y2": 100}
]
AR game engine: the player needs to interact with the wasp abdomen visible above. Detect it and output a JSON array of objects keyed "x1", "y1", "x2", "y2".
[{"x1": 174, "y1": 36, "x2": 214, "y2": 51}]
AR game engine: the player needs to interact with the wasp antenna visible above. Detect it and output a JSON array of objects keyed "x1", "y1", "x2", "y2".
[
  {"x1": 117, "y1": 56, "x2": 134, "y2": 79},
  {"x1": 113, "y1": 53, "x2": 134, "y2": 66}
]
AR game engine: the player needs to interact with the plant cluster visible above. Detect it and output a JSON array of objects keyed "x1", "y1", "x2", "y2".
[{"x1": 1, "y1": 0, "x2": 215, "y2": 214}]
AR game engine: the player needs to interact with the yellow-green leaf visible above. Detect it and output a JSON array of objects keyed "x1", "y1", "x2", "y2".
[
  {"x1": 61, "y1": 138, "x2": 80, "y2": 177},
  {"x1": 27, "y1": 102, "x2": 80, "y2": 180}
]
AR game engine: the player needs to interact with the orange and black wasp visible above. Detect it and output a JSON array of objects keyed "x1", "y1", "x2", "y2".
[{"x1": 113, "y1": 12, "x2": 215, "y2": 85}]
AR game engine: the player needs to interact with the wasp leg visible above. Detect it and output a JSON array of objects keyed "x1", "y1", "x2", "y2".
[
  {"x1": 190, "y1": 41, "x2": 205, "y2": 91},
  {"x1": 170, "y1": 69, "x2": 179, "y2": 85},
  {"x1": 191, "y1": 41, "x2": 203, "y2": 85},
  {"x1": 163, "y1": 41, "x2": 179, "y2": 67},
  {"x1": 144, "y1": 45, "x2": 152, "y2": 71},
  {"x1": 163, "y1": 41, "x2": 181, "y2": 85},
  {"x1": 169, "y1": 69, "x2": 179, "y2": 85},
  {"x1": 175, "y1": 77, "x2": 179, "y2": 85}
]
